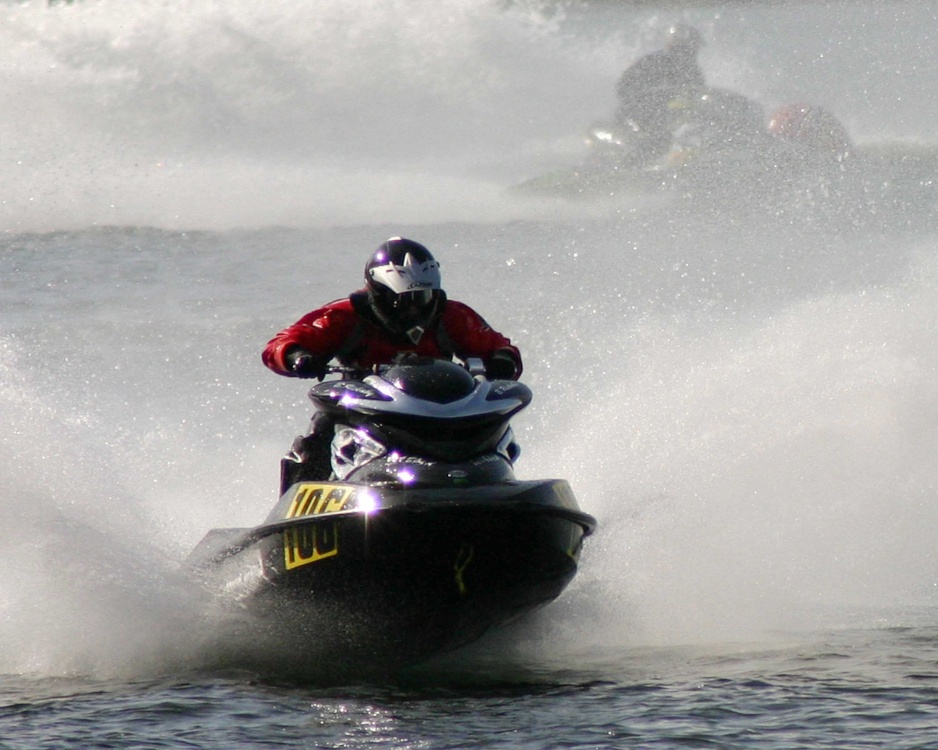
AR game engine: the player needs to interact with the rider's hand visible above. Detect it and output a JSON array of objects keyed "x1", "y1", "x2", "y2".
[
  {"x1": 485, "y1": 350, "x2": 519, "y2": 380},
  {"x1": 284, "y1": 347, "x2": 328, "y2": 380}
]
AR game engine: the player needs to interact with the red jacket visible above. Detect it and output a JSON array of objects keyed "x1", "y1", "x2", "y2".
[{"x1": 262, "y1": 292, "x2": 522, "y2": 378}]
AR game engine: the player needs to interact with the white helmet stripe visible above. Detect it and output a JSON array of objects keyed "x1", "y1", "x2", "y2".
[{"x1": 369, "y1": 252, "x2": 441, "y2": 294}]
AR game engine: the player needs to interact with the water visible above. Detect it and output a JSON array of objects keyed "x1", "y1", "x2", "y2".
[{"x1": 3, "y1": 0, "x2": 938, "y2": 746}]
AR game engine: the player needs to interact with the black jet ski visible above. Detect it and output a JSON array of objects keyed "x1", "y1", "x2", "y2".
[
  {"x1": 512, "y1": 87, "x2": 772, "y2": 200},
  {"x1": 511, "y1": 90, "x2": 938, "y2": 219},
  {"x1": 187, "y1": 358, "x2": 596, "y2": 671}
]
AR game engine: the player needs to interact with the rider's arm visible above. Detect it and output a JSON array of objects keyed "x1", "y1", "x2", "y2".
[
  {"x1": 262, "y1": 300, "x2": 358, "y2": 377},
  {"x1": 441, "y1": 301, "x2": 523, "y2": 380}
]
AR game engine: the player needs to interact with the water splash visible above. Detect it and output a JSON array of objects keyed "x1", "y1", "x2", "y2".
[{"x1": 525, "y1": 243, "x2": 938, "y2": 646}]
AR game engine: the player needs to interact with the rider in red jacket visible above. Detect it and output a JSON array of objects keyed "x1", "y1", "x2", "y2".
[{"x1": 263, "y1": 236, "x2": 523, "y2": 486}]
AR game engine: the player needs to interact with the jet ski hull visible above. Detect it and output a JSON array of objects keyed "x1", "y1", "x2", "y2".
[{"x1": 189, "y1": 478, "x2": 595, "y2": 669}]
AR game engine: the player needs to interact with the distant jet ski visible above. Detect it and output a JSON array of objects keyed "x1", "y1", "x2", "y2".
[
  {"x1": 512, "y1": 90, "x2": 938, "y2": 216},
  {"x1": 186, "y1": 357, "x2": 596, "y2": 672},
  {"x1": 512, "y1": 87, "x2": 770, "y2": 198}
]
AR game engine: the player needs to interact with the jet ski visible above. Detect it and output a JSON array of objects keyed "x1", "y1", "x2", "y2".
[
  {"x1": 512, "y1": 91, "x2": 938, "y2": 217},
  {"x1": 512, "y1": 87, "x2": 772, "y2": 200},
  {"x1": 187, "y1": 357, "x2": 596, "y2": 671}
]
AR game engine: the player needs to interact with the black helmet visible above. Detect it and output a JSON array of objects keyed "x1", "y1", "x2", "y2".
[
  {"x1": 666, "y1": 23, "x2": 704, "y2": 54},
  {"x1": 364, "y1": 237, "x2": 444, "y2": 343}
]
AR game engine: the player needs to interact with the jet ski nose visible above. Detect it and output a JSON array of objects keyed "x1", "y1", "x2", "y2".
[{"x1": 384, "y1": 359, "x2": 476, "y2": 404}]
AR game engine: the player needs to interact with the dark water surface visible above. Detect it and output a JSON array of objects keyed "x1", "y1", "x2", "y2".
[{"x1": 3, "y1": 624, "x2": 938, "y2": 748}]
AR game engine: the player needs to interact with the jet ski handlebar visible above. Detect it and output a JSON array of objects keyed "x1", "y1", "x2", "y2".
[{"x1": 324, "y1": 356, "x2": 487, "y2": 380}]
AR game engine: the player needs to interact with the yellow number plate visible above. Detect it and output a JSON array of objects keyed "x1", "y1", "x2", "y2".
[{"x1": 285, "y1": 484, "x2": 355, "y2": 519}]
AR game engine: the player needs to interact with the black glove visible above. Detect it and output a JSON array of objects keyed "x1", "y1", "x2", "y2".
[
  {"x1": 485, "y1": 350, "x2": 518, "y2": 380},
  {"x1": 284, "y1": 347, "x2": 328, "y2": 380}
]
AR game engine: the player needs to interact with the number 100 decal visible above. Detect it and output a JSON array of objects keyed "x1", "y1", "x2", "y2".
[{"x1": 284, "y1": 523, "x2": 339, "y2": 570}]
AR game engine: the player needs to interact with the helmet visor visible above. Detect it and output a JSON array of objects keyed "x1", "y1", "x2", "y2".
[{"x1": 392, "y1": 289, "x2": 433, "y2": 310}]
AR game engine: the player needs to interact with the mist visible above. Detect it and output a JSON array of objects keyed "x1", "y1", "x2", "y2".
[{"x1": 1, "y1": 0, "x2": 934, "y2": 231}]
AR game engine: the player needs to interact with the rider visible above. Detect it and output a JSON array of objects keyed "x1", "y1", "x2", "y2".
[
  {"x1": 262, "y1": 236, "x2": 523, "y2": 485},
  {"x1": 613, "y1": 23, "x2": 707, "y2": 165}
]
